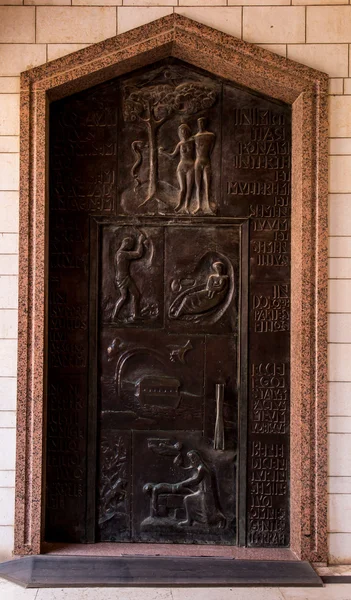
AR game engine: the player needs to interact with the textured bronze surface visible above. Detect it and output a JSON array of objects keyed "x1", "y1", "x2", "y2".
[{"x1": 45, "y1": 58, "x2": 291, "y2": 547}]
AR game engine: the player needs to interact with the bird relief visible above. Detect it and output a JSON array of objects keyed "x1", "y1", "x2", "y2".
[{"x1": 121, "y1": 67, "x2": 218, "y2": 215}]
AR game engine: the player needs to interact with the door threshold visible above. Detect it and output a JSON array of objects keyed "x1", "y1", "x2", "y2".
[
  {"x1": 42, "y1": 542, "x2": 297, "y2": 561},
  {"x1": 0, "y1": 554, "x2": 323, "y2": 588}
]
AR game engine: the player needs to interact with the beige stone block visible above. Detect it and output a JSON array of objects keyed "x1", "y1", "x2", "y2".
[
  {"x1": 47, "y1": 44, "x2": 90, "y2": 61},
  {"x1": 294, "y1": 0, "x2": 348, "y2": 4},
  {"x1": 329, "y1": 79, "x2": 344, "y2": 95},
  {"x1": 330, "y1": 156, "x2": 351, "y2": 193},
  {"x1": 328, "y1": 314, "x2": 351, "y2": 343},
  {"x1": 0, "y1": 471, "x2": 15, "y2": 488},
  {"x1": 0, "y1": 429, "x2": 15, "y2": 470},
  {"x1": 329, "y1": 494, "x2": 351, "y2": 533},
  {"x1": 175, "y1": 7, "x2": 242, "y2": 38},
  {"x1": 307, "y1": 6, "x2": 351, "y2": 43},
  {"x1": 330, "y1": 97, "x2": 351, "y2": 138},
  {"x1": 0, "y1": 234, "x2": 18, "y2": 254},
  {"x1": 343, "y1": 78, "x2": 351, "y2": 95},
  {"x1": 119, "y1": 7, "x2": 173, "y2": 34},
  {"x1": 243, "y1": 7, "x2": 305, "y2": 44},
  {"x1": 0, "y1": 309, "x2": 17, "y2": 339},
  {"x1": 0, "y1": 255, "x2": 18, "y2": 276},
  {"x1": 329, "y1": 280, "x2": 351, "y2": 312},
  {"x1": 330, "y1": 195, "x2": 351, "y2": 236},
  {"x1": 329, "y1": 237, "x2": 351, "y2": 257},
  {"x1": 0, "y1": 45, "x2": 46, "y2": 77},
  {"x1": 329, "y1": 433, "x2": 351, "y2": 476},
  {"x1": 1, "y1": 580, "x2": 61, "y2": 599},
  {"x1": 0, "y1": 154, "x2": 19, "y2": 191},
  {"x1": 37, "y1": 589, "x2": 174, "y2": 600},
  {"x1": 73, "y1": 0, "x2": 121, "y2": 5},
  {"x1": 0, "y1": 412, "x2": 16, "y2": 428},
  {"x1": 0, "y1": 414, "x2": 14, "y2": 431},
  {"x1": 329, "y1": 382, "x2": 351, "y2": 416},
  {"x1": 328, "y1": 343, "x2": 351, "y2": 381},
  {"x1": 124, "y1": 0, "x2": 174, "y2": 4},
  {"x1": 0, "y1": 339, "x2": 17, "y2": 377},
  {"x1": 0, "y1": 193, "x2": 18, "y2": 233},
  {"x1": 329, "y1": 477, "x2": 351, "y2": 494},
  {"x1": 0, "y1": 0, "x2": 22, "y2": 4},
  {"x1": 0, "y1": 7, "x2": 35, "y2": 43},
  {"x1": 288, "y1": 44, "x2": 348, "y2": 78},
  {"x1": 0, "y1": 238, "x2": 17, "y2": 255},
  {"x1": 26, "y1": 0, "x2": 70, "y2": 4},
  {"x1": 180, "y1": 0, "x2": 225, "y2": 6},
  {"x1": 0, "y1": 378, "x2": 16, "y2": 410},
  {"x1": 0, "y1": 78, "x2": 20, "y2": 94},
  {"x1": 329, "y1": 533, "x2": 351, "y2": 563},
  {"x1": 0, "y1": 276, "x2": 18, "y2": 309},
  {"x1": 0, "y1": 526, "x2": 14, "y2": 562},
  {"x1": 329, "y1": 138, "x2": 351, "y2": 155},
  {"x1": 172, "y1": 589, "x2": 287, "y2": 600},
  {"x1": 0, "y1": 137, "x2": 19, "y2": 153},
  {"x1": 328, "y1": 417, "x2": 351, "y2": 434},
  {"x1": 329, "y1": 257, "x2": 351, "y2": 279},
  {"x1": 36, "y1": 7, "x2": 116, "y2": 44},
  {"x1": 0, "y1": 95, "x2": 19, "y2": 136},
  {"x1": 258, "y1": 44, "x2": 286, "y2": 58},
  {"x1": 230, "y1": 0, "x2": 289, "y2": 4}
]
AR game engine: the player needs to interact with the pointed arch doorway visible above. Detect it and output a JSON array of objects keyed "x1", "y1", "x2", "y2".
[{"x1": 14, "y1": 15, "x2": 328, "y2": 567}]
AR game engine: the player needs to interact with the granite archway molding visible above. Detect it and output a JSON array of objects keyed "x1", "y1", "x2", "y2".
[{"x1": 15, "y1": 13, "x2": 328, "y2": 562}]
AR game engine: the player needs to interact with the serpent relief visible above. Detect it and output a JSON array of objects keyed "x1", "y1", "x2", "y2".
[{"x1": 121, "y1": 66, "x2": 218, "y2": 215}]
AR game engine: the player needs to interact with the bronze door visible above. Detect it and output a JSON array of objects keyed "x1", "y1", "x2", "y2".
[
  {"x1": 46, "y1": 58, "x2": 291, "y2": 548},
  {"x1": 97, "y1": 221, "x2": 242, "y2": 544}
]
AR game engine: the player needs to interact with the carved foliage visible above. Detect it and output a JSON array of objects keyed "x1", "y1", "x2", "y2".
[{"x1": 98, "y1": 434, "x2": 128, "y2": 526}]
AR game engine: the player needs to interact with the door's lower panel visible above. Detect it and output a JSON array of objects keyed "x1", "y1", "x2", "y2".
[{"x1": 96, "y1": 221, "x2": 241, "y2": 545}]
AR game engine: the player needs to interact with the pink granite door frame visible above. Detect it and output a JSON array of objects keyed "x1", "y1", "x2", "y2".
[{"x1": 14, "y1": 14, "x2": 329, "y2": 562}]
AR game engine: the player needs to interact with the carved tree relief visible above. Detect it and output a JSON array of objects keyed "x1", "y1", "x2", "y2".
[{"x1": 123, "y1": 67, "x2": 217, "y2": 212}]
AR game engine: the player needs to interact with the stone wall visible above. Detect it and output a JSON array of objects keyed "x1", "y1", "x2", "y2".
[{"x1": 0, "y1": 0, "x2": 350, "y2": 564}]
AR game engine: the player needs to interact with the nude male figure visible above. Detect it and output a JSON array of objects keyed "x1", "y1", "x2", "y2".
[
  {"x1": 194, "y1": 117, "x2": 216, "y2": 214},
  {"x1": 160, "y1": 123, "x2": 195, "y2": 213},
  {"x1": 112, "y1": 232, "x2": 145, "y2": 321}
]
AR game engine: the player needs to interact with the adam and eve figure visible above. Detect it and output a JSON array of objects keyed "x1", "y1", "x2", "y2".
[{"x1": 160, "y1": 117, "x2": 215, "y2": 214}]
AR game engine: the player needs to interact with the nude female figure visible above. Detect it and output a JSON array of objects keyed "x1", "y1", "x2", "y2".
[
  {"x1": 160, "y1": 124, "x2": 195, "y2": 213},
  {"x1": 169, "y1": 261, "x2": 229, "y2": 321}
]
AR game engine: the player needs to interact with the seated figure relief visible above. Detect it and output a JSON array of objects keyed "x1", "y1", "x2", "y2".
[{"x1": 143, "y1": 449, "x2": 226, "y2": 529}]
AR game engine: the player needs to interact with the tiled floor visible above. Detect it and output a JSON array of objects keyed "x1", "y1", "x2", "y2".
[{"x1": 2, "y1": 579, "x2": 351, "y2": 600}]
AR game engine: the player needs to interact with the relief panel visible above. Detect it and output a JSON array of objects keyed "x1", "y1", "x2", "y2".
[
  {"x1": 46, "y1": 58, "x2": 291, "y2": 549},
  {"x1": 118, "y1": 64, "x2": 221, "y2": 216},
  {"x1": 100, "y1": 329, "x2": 205, "y2": 431},
  {"x1": 132, "y1": 431, "x2": 236, "y2": 544},
  {"x1": 165, "y1": 226, "x2": 239, "y2": 334},
  {"x1": 100, "y1": 226, "x2": 163, "y2": 327},
  {"x1": 96, "y1": 430, "x2": 131, "y2": 542}
]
